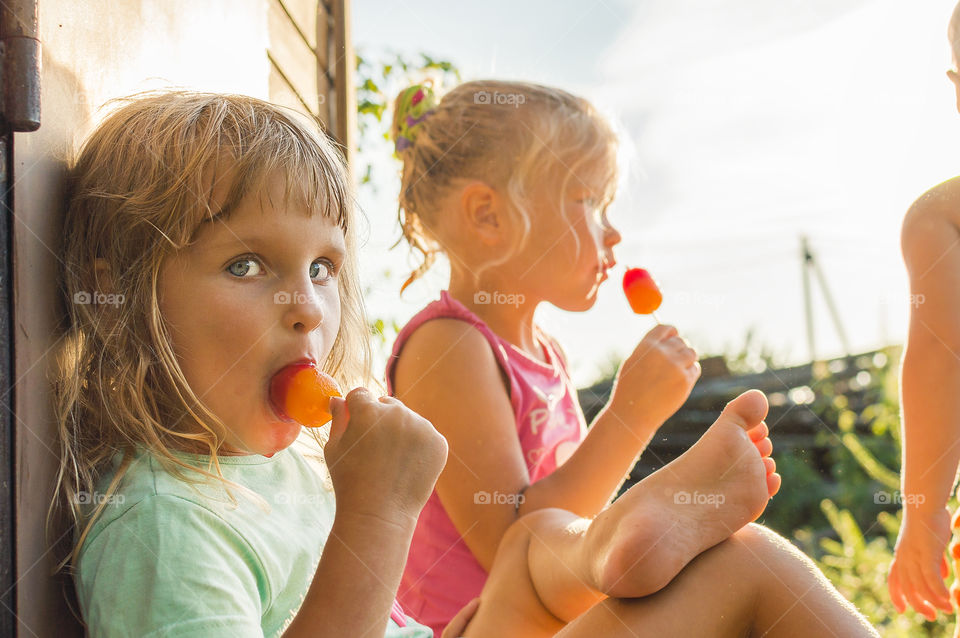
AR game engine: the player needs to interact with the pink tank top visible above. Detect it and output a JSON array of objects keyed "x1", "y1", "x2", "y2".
[{"x1": 386, "y1": 291, "x2": 588, "y2": 636}]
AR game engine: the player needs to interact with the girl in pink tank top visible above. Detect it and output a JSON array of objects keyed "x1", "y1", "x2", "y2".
[
  {"x1": 387, "y1": 81, "x2": 702, "y2": 635},
  {"x1": 386, "y1": 292, "x2": 587, "y2": 631}
]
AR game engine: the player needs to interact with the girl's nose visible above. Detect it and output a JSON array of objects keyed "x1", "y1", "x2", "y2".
[
  {"x1": 605, "y1": 224, "x2": 622, "y2": 248},
  {"x1": 277, "y1": 284, "x2": 325, "y2": 332}
]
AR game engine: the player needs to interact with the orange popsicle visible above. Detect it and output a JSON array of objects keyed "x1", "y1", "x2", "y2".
[
  {"x1": 622, "y1": 267, "x2": 663, "y2": 315},
  {"x1": 269, "y1": 363, "x2": 341, "y2": 427}
]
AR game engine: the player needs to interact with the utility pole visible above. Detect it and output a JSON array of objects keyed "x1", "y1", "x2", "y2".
[{"x1": 801, "y1": 236, "x2": 852, "y2": 361}]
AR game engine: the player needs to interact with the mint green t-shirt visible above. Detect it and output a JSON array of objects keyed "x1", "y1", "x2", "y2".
[{"x1": 75, "y1": 444, "x2": 432, "y2": 637}]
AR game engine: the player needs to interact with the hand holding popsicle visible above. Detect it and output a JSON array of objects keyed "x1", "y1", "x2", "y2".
[
  {"x1": 270, "y1": 366, "x2": 447, "y2": 520},
  {"x1": 605, "y1": 323, "x2": 701, "y2": 431},
  {"x1": 323, "y1": 388, "x2": 448, "y2": 523},
  {"x1": 607, "y1": 267, "x2": 700, "y2": 429}
]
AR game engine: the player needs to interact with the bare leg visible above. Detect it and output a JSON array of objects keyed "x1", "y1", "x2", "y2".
[
  {"x1": 587, "y1": 390, "x2": 781, "y2": 599},
  {"x1": 464, "y1": 518, "x2": 878, "y2": 638},
  {"x1": 556, "y1": 524, "x2": 878, "y2": 638},
  {"x1": 462, "y1": 509, "x2": 579, "y2": 637},
  {"x1": 464, "y1": 390, "x2": 782, "y2": 635},
  {"x1": 459, "y1": 390, "x2": 873, "y2": 636}
]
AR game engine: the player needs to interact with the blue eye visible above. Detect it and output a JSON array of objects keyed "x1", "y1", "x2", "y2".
[
  {"x1": 226, "y1": 255, "x2": 336, "y2": 281},
  {"x1": 310, "y1": 259, "x2": 336, "y2": 283},
  {"x1": 227, "y1": 258, "x2": 262, "y2": 278}
]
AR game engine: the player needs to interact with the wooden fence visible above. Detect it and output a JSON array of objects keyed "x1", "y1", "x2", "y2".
[{"x1": 577, "y1": 348, "x2": 897, "y2": 492}]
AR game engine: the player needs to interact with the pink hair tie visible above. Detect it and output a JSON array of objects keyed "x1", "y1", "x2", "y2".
[{"x1": 394, "y1": 84, "x2": 438, "y2": 155}]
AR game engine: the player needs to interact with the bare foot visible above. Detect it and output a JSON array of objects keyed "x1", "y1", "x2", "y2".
[{"x1": 587, "y1": 389, "x2": 780, "y2": 598}]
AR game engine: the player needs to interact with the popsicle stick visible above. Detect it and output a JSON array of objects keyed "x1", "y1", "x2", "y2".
[{"x1": 651, "y1": 310, "x2": 662, "y2": 325}]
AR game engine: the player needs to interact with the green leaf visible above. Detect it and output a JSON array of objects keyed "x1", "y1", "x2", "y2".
[
  {"x1": 838, "y1": 409, "x2": 856, "y2": 432},
  {"x1": 839, "y1": 432, "x2": 900, "y2": 490}
]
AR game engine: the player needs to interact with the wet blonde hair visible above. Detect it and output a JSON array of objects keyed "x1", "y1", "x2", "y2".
[
  {"x1": 391, "y1": 79, "x2": 620, "y2": 291},
  {"x1": 50, "y1": 91, "x2": 371, "y2": 573}
]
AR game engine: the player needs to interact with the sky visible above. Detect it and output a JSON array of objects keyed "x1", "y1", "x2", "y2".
[{"x1": 352, "y1": 0, "x2": 960, "y2": 386}]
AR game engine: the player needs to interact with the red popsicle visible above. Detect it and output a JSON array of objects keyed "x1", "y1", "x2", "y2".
[
  {"x1": 269, "y1": 363, "x2": 342, "y2": 427},
  {"x1": 622, "y1": 267, "x2": 663, "y2": 315}
]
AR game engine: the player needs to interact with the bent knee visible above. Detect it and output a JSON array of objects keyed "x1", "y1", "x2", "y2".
[
  {"x1": 722, "y1": 523, "x2": 818, "y2": 574},
  {"x1": 733, "y1": 523, "x2": 806, "y2": 555},
  {"x1": 492, "y1": 508, "x2": 575, "y2": 567},
  {"x1": 733, "y1": 522, "x2": 784, "y2": 545},
  {"x1": 507, "y1": 508, "x2": 581, "y2": 543}
]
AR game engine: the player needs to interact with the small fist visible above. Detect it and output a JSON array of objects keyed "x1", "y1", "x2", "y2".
[
  {"x1": 606, "y1": 324, "x2": 700, "y2": 429},
  {"x1": 324, "y1": 388, "x2": 448, "y2": 523}
]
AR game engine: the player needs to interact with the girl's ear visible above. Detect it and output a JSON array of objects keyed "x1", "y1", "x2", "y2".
[{"x1": 460, "y1": 181, "x2": 503, "y2": 245}]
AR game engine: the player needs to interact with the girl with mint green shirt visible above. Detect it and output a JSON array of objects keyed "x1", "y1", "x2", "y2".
[{"x1": 54, "y1": 91, "x2": 443, "y2": 638}]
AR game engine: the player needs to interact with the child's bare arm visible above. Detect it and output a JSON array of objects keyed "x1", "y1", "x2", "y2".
[
  {"x1": 284, "y1": 390, "x2": 447, "y2": 637},
  {"x1": 392, "y1": 320, "x2": 696, "y2": 570},
  {"x1": 285, "y1": 512, "x2": 418, "y2": 638},
  {"x1": 899, "y1": 183, "x2": 960, "y2": 516},
  {"x1": 888, "y1": 180, "x2": 960, "y2": 619}
]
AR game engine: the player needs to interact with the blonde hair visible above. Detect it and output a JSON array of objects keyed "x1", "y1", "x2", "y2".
[
  {"x1": 391, "y1": 79, "x2": 620, "y2": 292},
  {"x1": 50, "y1": 91, "x2": 371, "y2": 574}
]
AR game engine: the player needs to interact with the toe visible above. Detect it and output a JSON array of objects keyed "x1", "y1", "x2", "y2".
[
  {"x1": 754, "y1": 437, "x2": 773, "y2": 458},
  {"x1": 763, "y1": 457, "x2": 776, "y2": 475},
  {"x1": 766, "y1": 472, "x2": 781, "y2": 498},
  {"x1": 720, "y1": 390, "x2": 769, "y2": 431},
  {"x1": 747, "y1": 421, "x2": 768, "y2": 442}
]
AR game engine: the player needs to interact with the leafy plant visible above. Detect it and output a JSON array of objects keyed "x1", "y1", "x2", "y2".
[
  {"x1": 355, "y1": 51, "x2": 460, "y2": 188},
  {"x1": 794, "y1": 501, "x2": 954, "y2": 636},
  {"x1": 353, "y1": 50, "x2": 460, "y2": 364}
]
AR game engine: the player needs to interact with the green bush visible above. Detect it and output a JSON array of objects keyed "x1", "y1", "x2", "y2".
[
  {"x1": 755, "y1": 351, "x2": 903, "y2": 539},
  {"x1": 794, "y1": 502, "x2": 953, "y2": 636}
]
